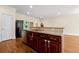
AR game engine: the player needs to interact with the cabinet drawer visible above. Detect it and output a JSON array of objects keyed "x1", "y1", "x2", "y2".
[
  {"x1": 49, "y1": 35, "x2": 61, "y2": 42},
  {"x1": 37, "y1": 33, "x2": 49, "y2": 39}
]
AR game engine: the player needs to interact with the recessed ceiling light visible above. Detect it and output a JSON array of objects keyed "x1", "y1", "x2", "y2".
[
  {"x1": 57, "y1": 12, "x2": 61, "y2": 15},
  {"x1": 29, "y1": 5, "x2": 32, "y2": 8}
]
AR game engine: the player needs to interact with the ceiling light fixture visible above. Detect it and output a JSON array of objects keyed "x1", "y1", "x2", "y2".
[
  {"x1": 29, "y1": 5, "x2": 32, "y2": 8},
  {"x1": 57, "y1": 12, "x2": 61, "y2": 15}
]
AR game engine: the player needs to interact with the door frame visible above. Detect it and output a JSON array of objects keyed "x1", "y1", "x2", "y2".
[{"x1": 15, "y1": 20, "x2": 23, "y2": 38}]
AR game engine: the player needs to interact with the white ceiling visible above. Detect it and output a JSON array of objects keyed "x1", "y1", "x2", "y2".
[{"x1": 9, "y1": 5, "x2": 79, "y2": 17}]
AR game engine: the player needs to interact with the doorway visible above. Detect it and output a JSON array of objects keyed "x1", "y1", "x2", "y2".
[{"x1": 16, "y1": 20, "x2": 23, "y2": 38}]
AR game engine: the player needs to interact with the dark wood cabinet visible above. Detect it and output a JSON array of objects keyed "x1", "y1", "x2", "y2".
[
  {"x1": 48, "y1": 35, "x2": 62, "y2": 53},
  {"x1": 26, "y1": 31, "x2": 38, "y2": 50},
  {"x1": 47, "y1": 40, "x2": 61, "y2": 53},
  {"x1": 32, "y1": 35, "x2": 38, "y2": 50},
  {"x1": 37, "y1": 38, "x2": 48, "y2": 53},
  {"x1": 26, "y1": 31, "x2": 33, "y2": 46},
  {"x1": 25, "y1": 31, "x2": 62, "y2": 53}
]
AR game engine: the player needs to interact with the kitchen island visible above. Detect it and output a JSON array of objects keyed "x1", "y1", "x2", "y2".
[{"x1": 23, "y1": 27, "x2": 63, "y2": 53}]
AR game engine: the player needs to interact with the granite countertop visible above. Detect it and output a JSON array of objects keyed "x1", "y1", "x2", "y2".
[
  {"x1": 27, "y1": 27, "x2": 63, "y2": 36},
  {"x1": 28, "y1": 30, "x2": 63, "y2": 36}
]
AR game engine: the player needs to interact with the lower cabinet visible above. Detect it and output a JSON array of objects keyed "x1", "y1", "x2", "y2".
[
  {"x1": 26, "y1": 31, "x2": 38, "y2": 50},
  {"x1": 37, "y1": 38, "x2": 48, "y2": 53},
  {"x1": 32, "y1": 35, "x2": 38, "y2": 50},
  {"x1": 26, "y1": 31, "x2": 62, "y2": 53},
  {"x1": 26, "y1": 31, "x2": 33, "y2": 46},
  {"x1": 47, "y1": 40, "x2": 61, "y2": 53}
]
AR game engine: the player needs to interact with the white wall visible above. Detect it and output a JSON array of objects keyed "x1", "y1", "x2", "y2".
[
  {"x1": 16, "y1": 13, "x2": 27, "y2": 20},
  {"x1": 0, "y1": 6, "x2": 16, "y2": 39},
  {"x1": 16, "y1": 12, "x2": 79, "y2": 36},
  {"x1": 43, "y1": 15, "x2": 79, "y2": 35},
  {"x1": 16, "y1": 13, "x2": 41, "y2": 27}
]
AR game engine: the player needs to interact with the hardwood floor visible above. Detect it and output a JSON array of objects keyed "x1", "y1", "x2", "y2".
[
  {"x1": 1, "y1": 35, "x2": 79, "y2": 53},
  {"x1": 64, "y1": 35, "x2": 79, "y2": 53},
  {"x1": 0, "y1": 38, "x2": 37, "y2": 53}
]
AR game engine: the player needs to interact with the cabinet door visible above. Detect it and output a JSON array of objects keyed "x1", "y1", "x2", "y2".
[
  {"x1": 38, "y1": 38, "x2": 48, "y2": 53},
  {"x1": 47, "y1": 40, "x2": 61, "y2": 53},
  {"x1": 26, "y1": 32, "x2": 38, "y2": 50},
  {"x1": 32, "y1": 35, "x2": 38, "y2": 50},
  {"x1": 30, "y1": 32, "x2": 38, "y2": 50},
  {"x1": 26, "y1": 32, "x2": 33, "y2": 46}
]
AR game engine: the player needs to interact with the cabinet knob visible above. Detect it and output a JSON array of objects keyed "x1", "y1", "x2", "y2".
[
  {"x1": 45, "y1": 40, "x2": 47, "y2": 47},
  {"x1": 30, "y1": 33, "x2": 33, "y2": 40},
  {"x1": 48, "y1": 40, "x2": 50, "y2": 47},
  {"x1": 48, "y1": 40, "x2": 50, "y2": 43},
  {"x1": 45, "y1": 40, "x2": 47, "y2": 42}
]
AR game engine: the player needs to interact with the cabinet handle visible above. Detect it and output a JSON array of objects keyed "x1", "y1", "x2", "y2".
[
  {"x1": 30, "y1": 33, "x2": 33, "y2": 40},
  {"x1": 45, "y1": 40, "x2": 47, "y2": 47},
  {"x1": 48, "y1": 40, "x2": 50, "y2": 47},
  {"x1": 31, "y1": 33, "x2": 33, "y2": 38}
]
